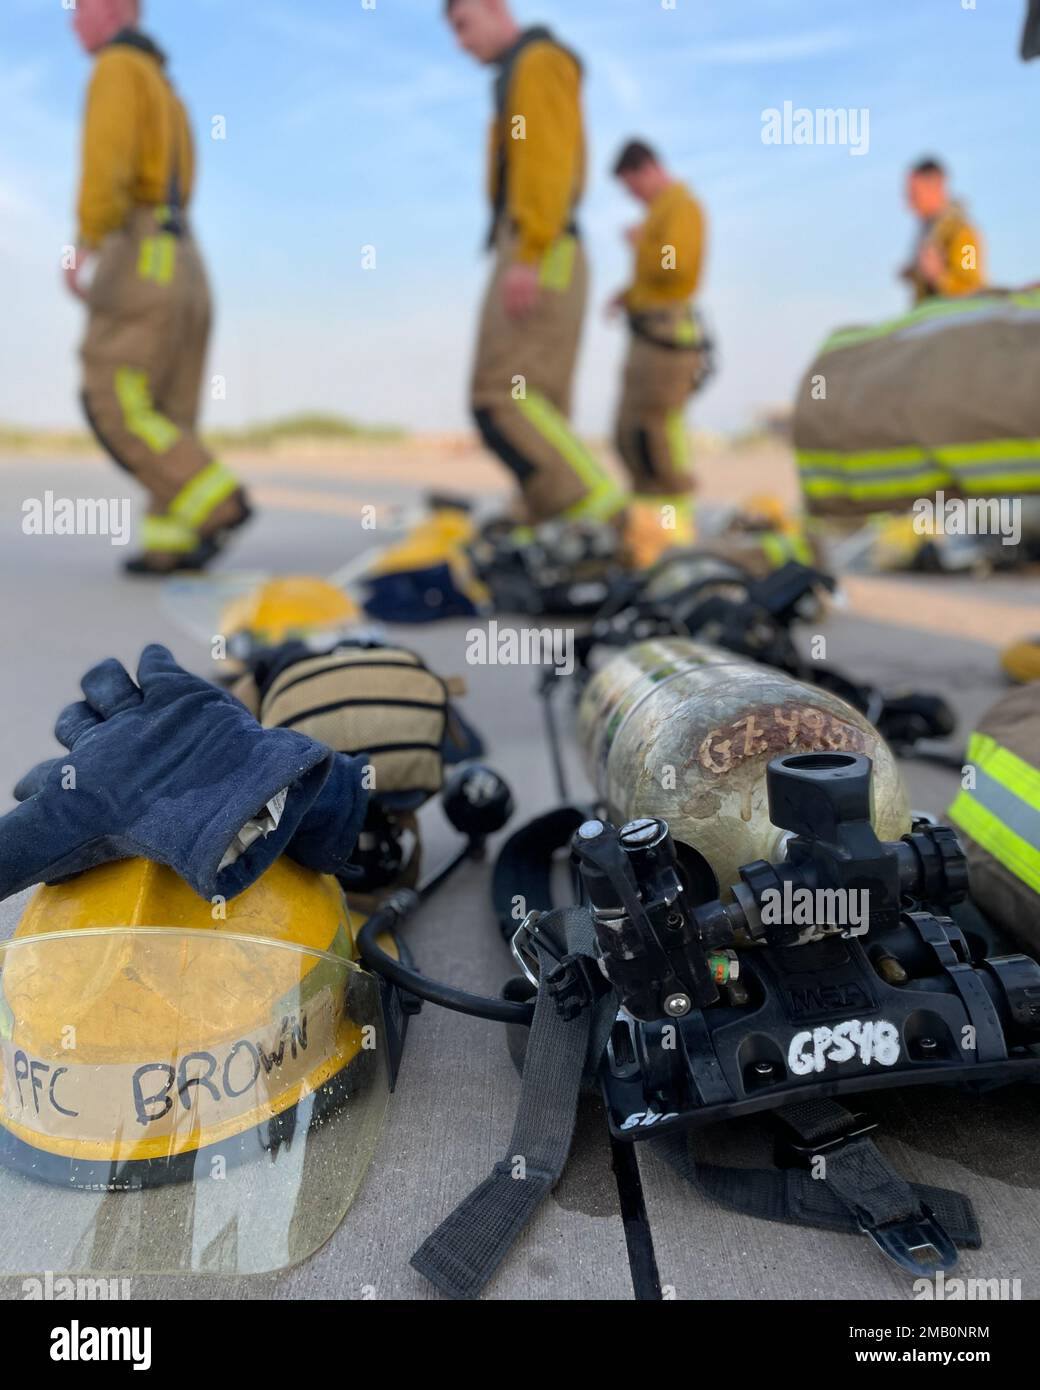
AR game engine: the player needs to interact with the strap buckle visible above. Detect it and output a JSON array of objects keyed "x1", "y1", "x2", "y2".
[
  {"x1": 545, "y1": 953, "x2": 609, "y2": 1021},
  {"x1": 774, "y1": 1111, "x2": 877, "y2": 1167},
  {"x1": 859, "y1": 1204, "x2": 960, "y2": 1276},
  {"x1": 510, "y1": 910, "x2": 551, "y2": 986}
]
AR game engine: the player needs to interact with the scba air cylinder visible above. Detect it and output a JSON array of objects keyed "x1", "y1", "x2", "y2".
[{"x1": 578, "y1": 638, "x2": 910, "y2": 896}]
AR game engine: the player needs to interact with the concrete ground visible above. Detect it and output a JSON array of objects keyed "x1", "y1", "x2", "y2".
[{"x1": 0, "y1": 442, "x2": 1037, "y2": 1301}]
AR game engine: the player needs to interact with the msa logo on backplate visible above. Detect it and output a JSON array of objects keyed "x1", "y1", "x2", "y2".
[
  {"x1": 784, "y1": 981, "x2": 873, "y2": 1020},
  {"x1": 787, "y1": 1018, "x2": 901, "y2": 1075}
]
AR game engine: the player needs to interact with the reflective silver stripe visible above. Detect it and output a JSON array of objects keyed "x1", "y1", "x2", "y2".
[{"x1": 969, "y1": 766, "x2": 1040, "y2": 849}]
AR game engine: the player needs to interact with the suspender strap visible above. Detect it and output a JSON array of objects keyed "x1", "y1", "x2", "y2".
[{"x1": 411, "y1": 905, "x2": 610, "y2": 1299}]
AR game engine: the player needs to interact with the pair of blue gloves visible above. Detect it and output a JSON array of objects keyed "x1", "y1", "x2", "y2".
[{"x1": 2, "y1": 645, "x2": 369, "y2": 902}]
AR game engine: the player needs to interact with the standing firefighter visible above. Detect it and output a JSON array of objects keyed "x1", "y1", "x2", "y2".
[
  {"x1": 66, "y1": 0, "x2": 251, "y2": 575},
  {"x1": 900, "y1": 157, "x2": 986, "y2": 306},
  {"x1": 445, "y1": 0, "x2": 624, "y2": 527},
  {"x1": 609, "y1": 140, "x2": 708, "y2": 568}
]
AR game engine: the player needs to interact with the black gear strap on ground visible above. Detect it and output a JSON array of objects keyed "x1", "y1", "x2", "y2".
[
  {"x1": 651, "y1": 1097, "x2": 979, "y2": 1270},
  {"x1": 411, "y1": 905, "x2": 609, "y2": 1300}
]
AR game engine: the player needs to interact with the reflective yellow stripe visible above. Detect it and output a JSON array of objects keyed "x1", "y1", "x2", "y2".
[
  {"x1": 665, "y1": 409, "x2": 691, "y2": 475},
  {"x1": 760, "y1": 533, "x2": 788, "y2": 568},
  {"x1": 137, "y1": 237, "x2": 158, "y2": 280},
  {"x1": 516, "y1": 390, "x2": 627, "y2": 521},
  {"x1": 114, "y1": 369, "x2": 181, "y2": 454},
  {"x1": 168, "y1": 460, "x2": 240, "y2": 528},
  {"x1": 949, "y1": 795, "x2": 1040, "y2": 895},
  {"x1": 798, "y1": 446, "x2": 932, "y2": 472},
  {"x1": 799, "y1": 443, "x2": 1040, "y2": 499},
  {"x1": 819, "y1": 289, "x2": 1040, "y2": 354},
  {"x1": 141, "y1": 515, "x2": 199, "y2": 554},
  {"x1": 137, "y1": 233, "x2": 177, "y2": 286},
  {"x1": 953, "y1": 470, "x2": 1040, "y2": 493},
  {"x1": 674, "y1": 317, "x2": 700, "y2": 347},
  {"x1": 796, "y1": 447, "x2": 949, "y2": 500},
  {"x1": 539, "y1": 235, "x2": 577, "y2": 293},
  {"x1": 934, "y1": 439, "x2": 1040, "y2": 494},
  {"x1": 759, "y1": 530, "x2": 814, "y2": 568},
  {"x1": 965, "y1": 734, "x2": 1040, "y2": 809},
  {"x1": 801, "y1": 475, "x2": 950, "y2": 500},
  {"x1": 949, "y1": 732, "x2": 1040, "y2": 894},
  {"x1": 935, "y1": 438, "x2": 1040, "y2": 465},
  {"x1": 791, "y1": 533, "x2": 814, "y2": 564},
  {"x1": 564, "y1": 484, "x2": 628, "y2": 523},
  {"x1": 154, "y1": 233, "x2": 176, "y2": 286}
]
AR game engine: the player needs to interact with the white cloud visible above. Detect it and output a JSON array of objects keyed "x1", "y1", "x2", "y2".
[{"x1": 688, "y1": 29, "x2": 856, "y2": 65}]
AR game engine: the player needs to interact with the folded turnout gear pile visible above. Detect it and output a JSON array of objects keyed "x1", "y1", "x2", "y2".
[
  {"x1": 793, "y1": 288, "x2": 1040, "y2": 516},
  {"x1": 361, "y1": 498, "x2": 488, "y2": 624}
]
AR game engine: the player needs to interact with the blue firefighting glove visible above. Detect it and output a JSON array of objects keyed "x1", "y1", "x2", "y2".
[{"x1": 5, "y1": 645, "x2": 368, "y2": 901}]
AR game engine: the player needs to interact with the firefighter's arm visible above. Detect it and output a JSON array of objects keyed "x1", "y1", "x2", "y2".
[
  {"x1": 936, "y1": 220, "x2": 985, "y2": 296},
  {"x1": 76, "y1": 51, "x2": 139, "y2": 247},
  {"x1": 507, "y1": 44, "x2": 581, "y2": 265}
]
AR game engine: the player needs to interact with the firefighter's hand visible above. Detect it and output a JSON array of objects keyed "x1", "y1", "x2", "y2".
[
  {"x1": 605, "y1": 291, "x2": 627, "y2": 320},
  {"x1": 502, "y1": 262, "x2": 541, "y2": 319},
  {"x1": 917, "y1": 243, "x2": 944, "y2": 288},
  {"x1": 63, "y1": 246, "x2": 93, "y2": 301}
]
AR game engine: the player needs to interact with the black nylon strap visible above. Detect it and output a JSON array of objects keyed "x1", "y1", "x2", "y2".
[
  {"x1": 652, "y1": 1097, "x2": 980, "y2": 1249},
  {"x1": 491, "y1": 805, "x2": 587, "y2": 938},
  {"x1": 411, "y1": 906, "x2": 606, "y2": 1300}
]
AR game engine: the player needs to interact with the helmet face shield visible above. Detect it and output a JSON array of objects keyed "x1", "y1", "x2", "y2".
[{"x1": 0, "y1": 929, "x2": 390, "y2": 1276}]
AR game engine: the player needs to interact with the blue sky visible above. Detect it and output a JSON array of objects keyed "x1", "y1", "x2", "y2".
[{"x1": 0, "y1": 0, "x2": 1036, "y2": 435}]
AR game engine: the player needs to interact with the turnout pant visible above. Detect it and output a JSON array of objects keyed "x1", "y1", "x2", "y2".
[
  {"x1": 81, "y1": 207, "x2": 241, "y2": 554},
  {"x1": 614, "y1": 312, "x2": 705, "y2": 565},
  {"x1": 471, "y1": 228, "x2": 623, "y2": 525},
  {"x1": 615, "y1": 311, "x2": 705, "y2": 516}
]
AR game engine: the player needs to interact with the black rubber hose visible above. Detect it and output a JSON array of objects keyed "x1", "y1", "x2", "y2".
[{"x1": 357, "y1": 890, "x2": 535, "y2": 1025}]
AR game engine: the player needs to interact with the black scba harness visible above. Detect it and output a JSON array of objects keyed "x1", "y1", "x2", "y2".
[
  {"x1": 107, "y1": 28, "x2": 187, "y2": 238},
  {"x1": 366, "y1": 749, "x2": 1040, "y2": 1300},
  {"x1": 488, "y1": 26, "x2": 582, "y2": 249}
]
